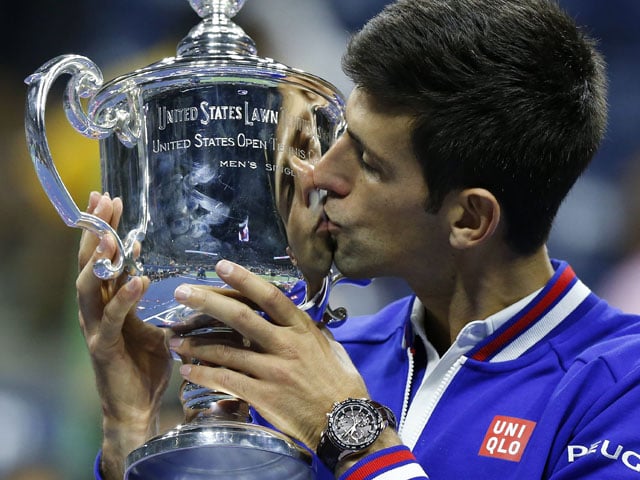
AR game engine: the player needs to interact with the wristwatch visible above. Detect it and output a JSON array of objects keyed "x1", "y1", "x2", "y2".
[{"x1": 317, "y1": 398, "x2": 397, "y2": 472}]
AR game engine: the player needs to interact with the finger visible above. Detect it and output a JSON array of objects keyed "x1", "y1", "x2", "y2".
[
  {"x1": 77, "y1": 229, "x2": 118, "y2": 290},
  {"x1": 214, "y1": 260, "x2": 304, "y2": 328},
  {"x1": 170, "y1": 287, "x2": 260, "y2": 336},
  {"x1": 87, "y1": 190, "x2": 102, "y2": 215},
  {"x1": 78, "y1": 192, "x2": 124, "y2": 307},
  {"x1": 78, "y1": 191, "x2": 103, "y2": 268},
  {"x1": 77, "y1": 232, "x2": 119, "y2": 337},
  {"x1": 173, "y1": 283, "x2": 277, "y2": 347},
  {"x1": 179, "y1": 362, "x2": 260, "y2": 403},
  {"x1": 93, "y1": 276, "x2": 145, "y2": 354},
  {"x1": 171, "y1": 336, "x2": 268, "y2": 378},
  {"x1": 195, "y1": 286, "x2": 260, "y2": 310},
  {"x1": 78, "y1": 193, "x2": 118, "y2": 271},
  {"x1": 110, "y1": 196, "x2": 123, "y2": 230},
  {"x1": 79, "y1": 191, "x2": 101, "y2": 231}
]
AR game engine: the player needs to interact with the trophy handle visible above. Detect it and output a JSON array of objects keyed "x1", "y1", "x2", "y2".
[{"x1": 24, "y1": 54, "x2": 136, "y2": 279}]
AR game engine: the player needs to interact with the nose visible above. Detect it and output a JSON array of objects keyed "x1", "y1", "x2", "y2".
[
  {"x1": 288, "y1": 156, "x2": 317, "y2": 207},
  {"x1": 313, "y1": 134, "x2": 353, "y2": 197},
  {"x1": 296, "y1": 159, "x2": 316, "y2": 206}
]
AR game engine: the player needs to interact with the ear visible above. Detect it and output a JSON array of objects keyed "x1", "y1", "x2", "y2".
[
  {"x1": 286, "y1": 246, "x2": 298, "y2": 267},
  {"x1": 448, "y1": 188, "x2": 501, "y2": 249}
]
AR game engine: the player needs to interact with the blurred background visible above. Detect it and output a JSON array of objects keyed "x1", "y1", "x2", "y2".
[{"x1": 1, "y1": 1, "x2": 639, "y2": 478}]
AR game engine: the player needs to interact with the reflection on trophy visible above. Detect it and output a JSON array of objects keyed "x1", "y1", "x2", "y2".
[{"x1": 24, "y1": 0, "x2": 346, "y2": 478}]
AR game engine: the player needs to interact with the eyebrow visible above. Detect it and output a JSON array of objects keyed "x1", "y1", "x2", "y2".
[
  {"x1": 346, "y1": 126, "x2": 386, "y2": 165},
  {"x1": 345, "y1": 126, "x2": 363, "y2": 149}
]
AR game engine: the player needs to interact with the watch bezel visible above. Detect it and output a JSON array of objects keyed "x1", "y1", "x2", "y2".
[{"x1": 325, "y1": 398, "x2": 385, "y2": 451}]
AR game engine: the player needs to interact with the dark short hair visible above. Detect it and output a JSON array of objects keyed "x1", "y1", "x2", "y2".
[{"x1": 342, "y1": 0, "x2": 607, "y2": 255}]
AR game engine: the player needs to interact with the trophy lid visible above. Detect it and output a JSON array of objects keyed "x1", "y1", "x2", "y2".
[{"x1": 87, "y1": 0, "x2": 344, "y2": 123}]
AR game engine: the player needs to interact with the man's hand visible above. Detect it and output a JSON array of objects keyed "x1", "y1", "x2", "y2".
[
  {"x1": 77, "y1": 192, "x2": 173, "y2": 480},
  {"x1": 169, "y1": 259, "x2": 369, "y2": 451}
]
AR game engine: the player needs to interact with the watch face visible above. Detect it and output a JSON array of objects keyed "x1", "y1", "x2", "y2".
[{"x1": 329, "y1": 399, "x2": 383, "y2": 449}]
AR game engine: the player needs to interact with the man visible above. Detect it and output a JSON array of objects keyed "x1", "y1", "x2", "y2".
[{"x1": 79, "y1": 0, "x2": 640, "y2": 478}]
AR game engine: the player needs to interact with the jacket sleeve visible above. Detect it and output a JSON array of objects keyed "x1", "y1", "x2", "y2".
[
  {"x1": 544, "y1": 357, "x2": 640, "y2": 479},
  {"x1": 339, "y1": 445, "x2": 429, "y2": 480},
  {"x1": 94, "y1": 451, "x2": 104, "y2": 480}
]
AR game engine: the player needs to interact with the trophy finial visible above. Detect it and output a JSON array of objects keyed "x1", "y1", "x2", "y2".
[
  {"x1": 188, "y1": 0, "x2": 248, "y2": 19},
  {"x1": 179, "y1": 0, "x2": 256, "y2": 57}
]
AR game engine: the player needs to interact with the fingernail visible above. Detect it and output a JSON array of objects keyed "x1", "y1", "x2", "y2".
[
  {"x1": 88, "y1": 191, "x2": 101, "y2": 211},
  {"x1": 93, "y1": 199, "x2": 104, "y2": 216},
  {"x1": 175, "y1": 285, "x2": 192, "y2": 301},
  {"x1": 125, "y1": 276, "x2": 141, "y2": 292},
  {"x1": 216, "y1": 260, "x2": 233, "y2": 276},
  {"x1": 96, "y1": 235, "x2": 110, "y2": 254},
  {"x1": 179, "y1": 364, "x2": 192, "y2": 377},
  {"x1": 169, "y1": 336, "x2": 184, "y2": 349}
]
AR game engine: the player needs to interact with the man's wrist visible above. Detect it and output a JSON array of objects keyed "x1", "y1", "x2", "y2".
[{"x1": 100, "y1": 416, "x2": 159, "y2": 479}]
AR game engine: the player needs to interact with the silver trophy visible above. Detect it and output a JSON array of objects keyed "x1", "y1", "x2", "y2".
[{"x1": 24, "y1": 0, "x2": 346, "y2": 478}]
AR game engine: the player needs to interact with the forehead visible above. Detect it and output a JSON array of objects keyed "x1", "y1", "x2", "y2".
[{"x1": 345, "y1": 89, "x2": 416, "y2": 162}]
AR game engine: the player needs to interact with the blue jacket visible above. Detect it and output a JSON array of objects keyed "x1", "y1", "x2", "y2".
[{"x1": 332, "y1": 260, "x2": 640, "y2": 479}]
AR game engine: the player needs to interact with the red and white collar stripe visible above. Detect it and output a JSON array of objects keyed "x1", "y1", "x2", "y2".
[{"x1": 469, "y1": 264, "x2": 590, "y2": 362}]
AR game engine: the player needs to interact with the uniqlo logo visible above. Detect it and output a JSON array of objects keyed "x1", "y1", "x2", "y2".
[{"x1": 478, "y1": 415, "x2": 537, "y2": 462}]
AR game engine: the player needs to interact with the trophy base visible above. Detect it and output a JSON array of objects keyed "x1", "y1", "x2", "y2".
[{"x1": 124, "y1": 421, "x2": 315, "y2": 479}]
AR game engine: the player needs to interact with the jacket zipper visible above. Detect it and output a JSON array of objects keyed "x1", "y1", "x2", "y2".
[
  {"x1": 400, "y1": 355, "x2": 467, "y2": 447},
  {"x1": 398, "y1": 346, "x2": 414, "y2": 433}
]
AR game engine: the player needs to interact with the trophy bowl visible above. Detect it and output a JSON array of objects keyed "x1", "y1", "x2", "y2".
[{"x1": 24, "y1": 0, "x2": 346, "y2": 478}]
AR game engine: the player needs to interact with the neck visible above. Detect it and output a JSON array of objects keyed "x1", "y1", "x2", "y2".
[{"x1": 413, "y1": 247, "x2": 554, "y2": 355}]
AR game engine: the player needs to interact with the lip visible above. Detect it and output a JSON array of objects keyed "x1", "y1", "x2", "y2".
[
  {"x1": 315, "y1": 213, "x2": 331, "y2": 235},
  {"x1": 317, "y1": 210, "x2": 340, "y2": 235}
]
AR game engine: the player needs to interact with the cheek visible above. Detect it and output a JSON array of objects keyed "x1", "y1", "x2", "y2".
[
  {"x1": 285, "y1": 216, "x2": 303, "y2": 246},
  {"x1": 286, "y1": 210, "x2": 315, "y2": 246},
  {"x1": 382, "y1": 201, "x2": 442, "y2": 249},
  {"x1": 379, "y1": 195, "x2": 427, "y2": 228}
]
